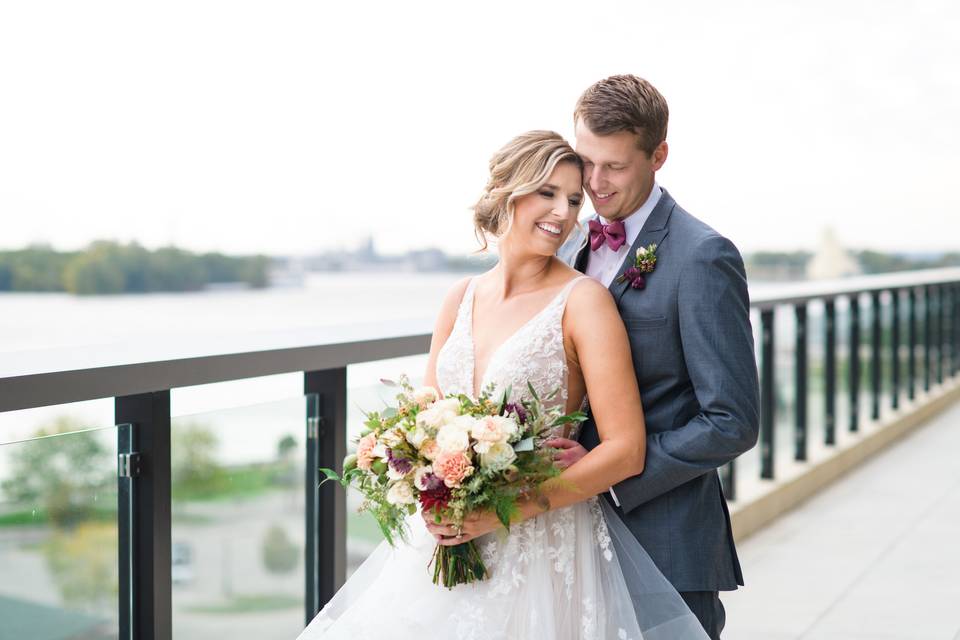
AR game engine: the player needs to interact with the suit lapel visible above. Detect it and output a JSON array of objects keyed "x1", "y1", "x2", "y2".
[
  {"x1": 573, "y1": 222, "x2": 593, "y2": 273},
  {"x1": 609, "y1": 190, "x2": 676, "y2": 305}
]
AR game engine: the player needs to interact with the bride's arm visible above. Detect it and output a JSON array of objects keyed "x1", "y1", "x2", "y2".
[
  {"x1": 422, "y1": 277, "x2": 472, "y2": 391},
  {"x1": 519, "y1": 279, "x2": 646, "y2": 514}
]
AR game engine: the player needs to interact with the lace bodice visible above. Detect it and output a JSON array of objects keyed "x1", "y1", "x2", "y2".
[{"x1": 435, "y1": 275, "x2": 588, "y2": 440}]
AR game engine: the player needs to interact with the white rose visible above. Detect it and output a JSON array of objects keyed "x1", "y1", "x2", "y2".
[
  {"x1": 416, "y1": 398, "x2": 461, "y2": 430},
  {"x1": 412, "y1": 386, "x2": 439, "y2": 407},
  {"x1": 479, "y1": 441, "x2": 518, "y2": 471},
  {"x1": 405, "y1": 426, "x2": 429, "y2": 448},
  {"x1": 371, "y1": 442, "x2": 388, "y2": 459},
  {"x1": 380, "y1": 428, "x2": 404, "y2": 448},
  {"x1": 436, "y1": 415, "x2": 475, "y2": 452},
  {"x1": 413, "y1": 465, "x2": 433, "y2": 490},
  {"x1": 385, "y1": 481, "x2": 416, "y2": 505}
]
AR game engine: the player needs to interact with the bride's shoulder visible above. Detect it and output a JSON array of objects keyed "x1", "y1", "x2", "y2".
[
  {"x1": 565, "y1": 275, "x2": 613, "y2": 306},
  {"x1": 563, "y1": 277, "x2": 619, "y2": 331},
  {"x1": 433, "y1": 276, "x2": 474, "y2": 327},
  {"x1": 441, "y1": 275, "x2": 474, "y2": 308}
]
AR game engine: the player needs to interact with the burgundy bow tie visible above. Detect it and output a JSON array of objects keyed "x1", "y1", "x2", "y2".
[{"x1": 588, "y1": 219, "x2": 627, "y2": 252}]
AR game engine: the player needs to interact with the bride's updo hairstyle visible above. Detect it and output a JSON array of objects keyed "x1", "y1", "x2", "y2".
[{"x1": 472, "y1": 130, "x2": 583, "y2": 251}]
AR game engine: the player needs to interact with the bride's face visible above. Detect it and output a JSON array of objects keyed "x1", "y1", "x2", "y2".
[{"x1": 503, "y1": 161, "x2": 583, "y2": 256}]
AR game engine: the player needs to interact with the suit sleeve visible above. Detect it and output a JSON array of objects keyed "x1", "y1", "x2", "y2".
[{"x1": 612, "y1": 234, "x2": 760, "y2": 515}]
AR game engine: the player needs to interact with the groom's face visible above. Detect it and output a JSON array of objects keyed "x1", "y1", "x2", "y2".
[{"x1": 574, "y1": 120, "x2": 667, "y2": 221}]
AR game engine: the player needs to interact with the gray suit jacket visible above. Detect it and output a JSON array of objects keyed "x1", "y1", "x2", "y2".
[{"x1": 558, "y1": 189, "x2": 759, "y2": 592}]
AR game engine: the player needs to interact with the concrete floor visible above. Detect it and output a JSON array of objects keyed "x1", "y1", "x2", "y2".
[{"x1": 722, "y1": 397, "x2": 960, "y2": 639}]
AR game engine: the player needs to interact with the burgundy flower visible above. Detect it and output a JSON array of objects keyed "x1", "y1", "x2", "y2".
[
  {"x1": 418, "y1": 472, "x2": 451, "y2": 511},
  {"x1": 630, "y1": 275, "x2": 646, "y2": 290},
  {"x1": 503, "y1": 402, "x2": 528, "y2": 425},
  {"x1": 386, "y1": 448, "x2": 413, "y2": 475},
  {"x1": 624, "y1": 266, "x2": 643, "y2": 281}
]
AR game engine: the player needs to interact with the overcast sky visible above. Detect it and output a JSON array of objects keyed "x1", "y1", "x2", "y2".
[{"x1": 1, "y1": 0, "x2": 957, "y2": 257}]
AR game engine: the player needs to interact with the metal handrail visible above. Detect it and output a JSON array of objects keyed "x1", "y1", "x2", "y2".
[
  {"x1": 0, "y1": 318, "x2": 432, "y2": 413},
  {"x1": 749, "y1": 266, "x2": 960, "y2": 307},
  {"x1": 5, "y1": 267, "x2": 959, "y2": 414}
]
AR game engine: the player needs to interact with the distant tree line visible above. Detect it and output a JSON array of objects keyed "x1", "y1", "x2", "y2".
[
  {"x1": 745, "y1": 250, "x2": 960, "y2": 281},
  {"x1": 0, "y1": 241, "x2": 270, "y2": 294}
]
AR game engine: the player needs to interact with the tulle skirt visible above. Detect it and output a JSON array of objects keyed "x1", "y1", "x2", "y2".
[{"x1": 297, "y1": 498, "x2": 707, "y2": 640}]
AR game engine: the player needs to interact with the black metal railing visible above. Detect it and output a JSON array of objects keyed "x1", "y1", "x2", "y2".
[
  {"x1": 717, "y1": 269, "x2": 960, "y2": 501},
  {"x1": 2, "y1": 269, "x2": 960, "y2": 639}
]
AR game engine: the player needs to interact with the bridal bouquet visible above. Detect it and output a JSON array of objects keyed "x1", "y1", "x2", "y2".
[{"x1": 321, "y1": 375, "x2": 586, "y2": 588}]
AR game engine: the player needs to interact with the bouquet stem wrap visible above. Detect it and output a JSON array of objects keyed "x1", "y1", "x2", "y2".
[{"x1": 430, "y1": 540, "x2": 487, "y2": 588}]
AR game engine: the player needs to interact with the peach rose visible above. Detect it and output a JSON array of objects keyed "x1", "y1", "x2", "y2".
[
  {"x1": 432, "y1": 451, "x2": 474, "y2": 488},
  {"x1": 470, "y1": 415, "x2": 518, "y2": 454}
]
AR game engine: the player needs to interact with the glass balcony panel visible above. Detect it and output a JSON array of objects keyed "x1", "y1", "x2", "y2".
[
  {"x1": 0, "y1": 420, "x2": 119, "y2": 640},
  {"x1": 170, "y1": 397, "x2": 306, "y2": 640}
]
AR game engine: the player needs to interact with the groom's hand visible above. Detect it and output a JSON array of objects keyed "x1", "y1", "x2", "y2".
[{"x1": 545, "y1": 437, "x2": 588, "y2": 469}]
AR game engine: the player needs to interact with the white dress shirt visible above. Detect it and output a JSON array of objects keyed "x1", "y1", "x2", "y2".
[
  {"x1": 585, "y1": 182, "x2": 663, "y2": 287},
  {"x1": 583, "y1": 182, "x2": 662, "y2": 507}
]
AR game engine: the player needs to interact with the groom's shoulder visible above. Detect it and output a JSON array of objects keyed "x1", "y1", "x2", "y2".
[{"x1": 666, "y1": 195, "x2": 743, "y2": 262}]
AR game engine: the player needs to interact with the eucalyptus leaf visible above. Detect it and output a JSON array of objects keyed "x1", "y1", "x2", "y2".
[{"x1": 526, "y1": 382, "x2": 540, "y2": 402}]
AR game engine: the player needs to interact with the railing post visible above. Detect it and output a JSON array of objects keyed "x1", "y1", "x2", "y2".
[
  {"x1": 760, "y1": 308, "x2": 776, "y2": 479},
  {"x1": 115, "y1": 391, "x2": 172, "y2": 640},
  {"x1": 908, "y1": 288, "x2": 917, "y2": 400},
  {"x1": 954, "y1": 283, "x2": 960, "y2": 377},
  {"x1": 304, "y1": 369, "x2": 348, "y2": 623},
  {"x1": 936, "y1": 285, "x2": 944, "y2": 385},
  {"x1": 870, "y1": 291, "x2": 882, "y2": 421},
  {"x1": 849, "y1": 295, "x2": 861, "y2": 433},
  {"x1": 937, "y1": 284, "x2": 953, "y2": 384},
  {"x1": 891, "y1": 289, "x2": 900, "y2": 410},
  {"x1": 825, "y1": 298, "x2": 837, "y2": 446},
  {"x1": 795, "y1": 303, "x2": 808, "y2": 461},
  {"x1": 924, "y1": 285, "x2": 932, "y2": 392}
]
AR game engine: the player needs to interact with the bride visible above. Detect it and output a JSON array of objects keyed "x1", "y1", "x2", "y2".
[{"x1": 297, "y1": 131, "x2": 707, "y2": 639}]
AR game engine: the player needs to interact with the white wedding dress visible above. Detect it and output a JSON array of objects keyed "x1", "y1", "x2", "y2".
[{"x1": 298, "y1": 276, "x2": 708, "y2": 640}]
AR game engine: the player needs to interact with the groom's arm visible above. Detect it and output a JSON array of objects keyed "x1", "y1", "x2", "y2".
[{"x1": 612, "y1": 233, "x2": 760, "y2": 515}]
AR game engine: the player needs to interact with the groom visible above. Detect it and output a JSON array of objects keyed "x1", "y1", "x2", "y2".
[{"x1": 555, "y1": 75, "x2": 760, "y2": 639}]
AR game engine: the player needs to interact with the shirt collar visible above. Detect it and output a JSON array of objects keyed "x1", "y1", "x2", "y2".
[{"x1": 599, "y1": 182, "x2": 662, "y2": 246}]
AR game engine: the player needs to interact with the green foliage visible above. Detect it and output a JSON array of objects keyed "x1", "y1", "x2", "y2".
[
  {"x1": 0, "y1": 417, "x2": 113, "y2": 528},
  {"x1": 42, "y1": 522, "x2": 118, "y2": 610},
  {"x1": 171, "y1": 423, "x2": 223, "y2": 499},
  {"x1": 261, "y1": 525, "x2": 299, "y2": 574},
  {"x1": 0, "y1": 244, "x2": 75, "y2": 291},
  {"x1": 0, "y1": 240, "x2": 270, "y2": 294},
  {"x1": 276, "y1": 434, "x2": 297, "y2": 460}
]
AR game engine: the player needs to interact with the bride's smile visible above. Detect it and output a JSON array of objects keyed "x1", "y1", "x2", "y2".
[{"x1": 502, "y1": 160, "x2": 583, "y2": 258}]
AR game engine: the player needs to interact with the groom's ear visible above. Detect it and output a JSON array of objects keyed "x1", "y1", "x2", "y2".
[{"x1": 651, "y1": 141, "x2": 669, "y2": 172}]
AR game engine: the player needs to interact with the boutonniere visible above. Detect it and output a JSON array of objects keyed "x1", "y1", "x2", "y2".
[{"x1": 616, "y1": 243, "x2": 658, "y2": 290}]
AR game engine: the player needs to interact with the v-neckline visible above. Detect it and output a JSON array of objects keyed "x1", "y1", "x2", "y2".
[{"x1": 466, "y1": 278, "x2": 574, "y2": 399}]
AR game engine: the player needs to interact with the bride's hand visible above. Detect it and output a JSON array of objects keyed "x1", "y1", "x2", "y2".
[
  {"x1": 545, "y1": 437, "x2": 588, "y2": 469},
  {"x1": 424, "y1": 510, "x2": 501, "y2": 546}
]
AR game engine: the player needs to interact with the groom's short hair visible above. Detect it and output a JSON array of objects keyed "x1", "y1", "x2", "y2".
[{"x1": 574, "y1": 75, "x2": 669, "y2": 156}]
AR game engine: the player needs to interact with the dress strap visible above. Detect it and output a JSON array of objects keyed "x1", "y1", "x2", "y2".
[
  {"x1": 454, "y1": 277, "x2": 478, "y2": 326},
  {"x1": 557, "y1": 275, "x2": 591, "y2": 305}
]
